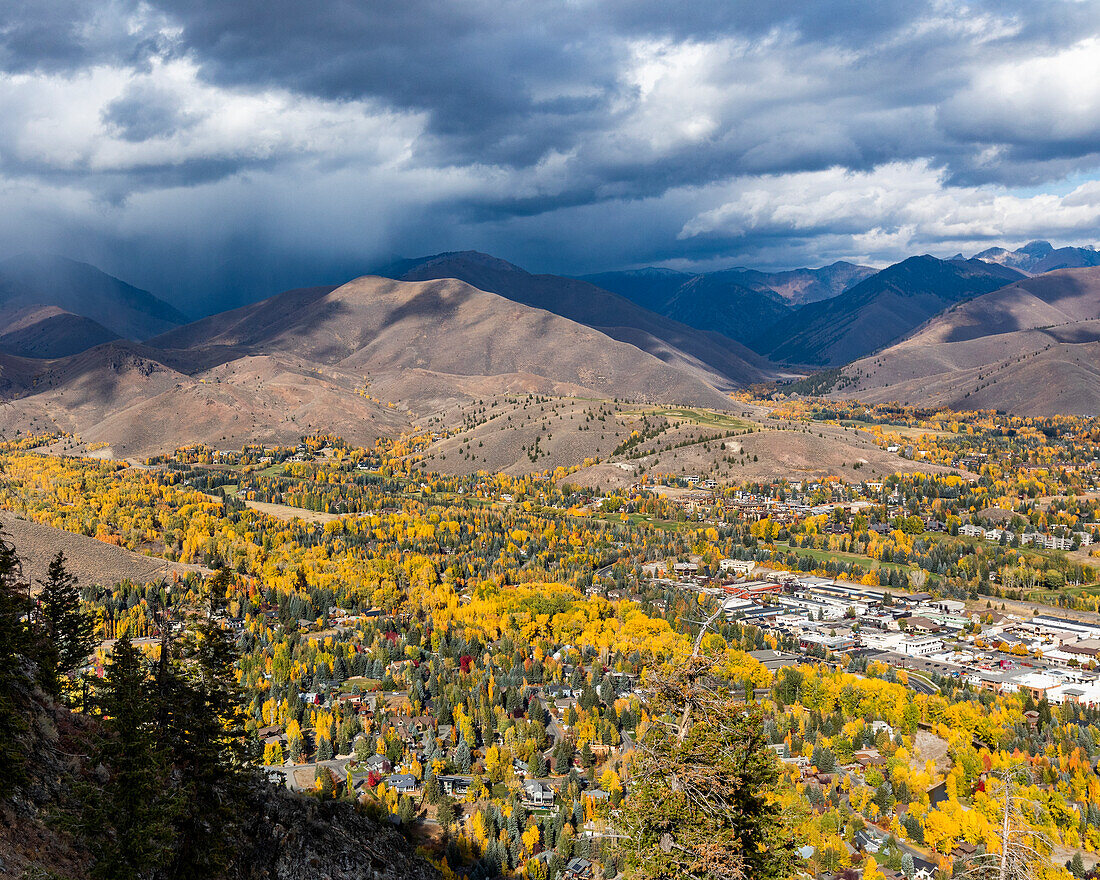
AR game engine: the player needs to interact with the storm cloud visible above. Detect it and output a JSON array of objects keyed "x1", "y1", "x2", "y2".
[{"x1": 1, "y1": 0, "x2": 1099, "y2": 311}]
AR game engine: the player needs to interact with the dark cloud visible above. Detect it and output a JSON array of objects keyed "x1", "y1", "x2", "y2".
[
  {"x1": 101, "y1": 82, "x2": 198, "y2": 142},
  {"x1": 0, "y1": 0, "x2": 174, "y2": 72},
  {"x1": 1, "y1": 0, "x2": 1100, "y2": 310}
]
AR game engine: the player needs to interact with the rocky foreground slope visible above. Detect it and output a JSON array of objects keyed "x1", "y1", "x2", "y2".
[{"x1": 0, "y1": 662, "x2": 439, "y2": 880}]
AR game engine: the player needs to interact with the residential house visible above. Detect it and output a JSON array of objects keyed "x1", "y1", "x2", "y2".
[
  {"x1": 564, "y1": 858, "x2": 594, "y2": 879},
  {"x1": 523, "y1": 779, "x2": 556, "y2": 808},
  {"x1": 386, "y1": 774, "x2": 419, "y2": 795},
  {"x1": 365, "y1": 755, "x2": 392, "y2": 775},
  {"x1": 437, "y1": 775, "x2": 472, "y2": 798}
]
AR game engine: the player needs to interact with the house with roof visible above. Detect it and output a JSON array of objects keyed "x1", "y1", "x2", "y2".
[
  {"x1": 386, "y1": 773, "x2": 419, "y2": 795},
  {"x1": 437, "y1": 775, "x2": 472, "y2": 798},
  {"x1": 523, "y1": 779, "x2": 556, "y2": 807},
  {"x1": 564, "y1": 857, "x2": 594, "y2": 878},
  {"x1": 364, "y1": 755, "x2": 392, "y2": 775}
]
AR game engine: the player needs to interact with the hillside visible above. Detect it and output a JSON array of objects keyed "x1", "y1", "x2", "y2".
[
  {"x1": 643, "y1": 272, "x2": 793, "y2": 344},
  {"x1": 379, "y1": 251, "x2": 777, "y2": 388},
  {"x1": 733, "y1": 262, "x2": 878, "y2": 305},
  {"x1": 0, "y1": 556, "x2": 439, "y2": 880},
  {"x1": 759, "y1": 256, "x2": 1025, "y2": 366},
  {"x1": 0, "y1": 510, "x2": 206, "y2": 586},
  {"x1": 831, "y1": 267, "x2": 1100, "y2": 414},
  {"x1": 0, "y1": 306, "x2": 120, "y2": 358},
  {"x1": 565, "y1": 415, "x2": 955, "y2": 490},
  {"x1": 582, "y1": 261, "x2": 873, "y2": 308},
  {"x1": 579, "y1": 261, "x2": 873, "y2": 342},
  {"x1": 153, "y1": 274, "x2": 734, "y2": 406},
  {"x1": 0, "y1": 254, "x2": 188, "y2": 340},
  {"x1": 1, "y1": 275, "x2": 737, "y2": 459}
]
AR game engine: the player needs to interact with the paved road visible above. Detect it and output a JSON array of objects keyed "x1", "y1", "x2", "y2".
[
  {"x1": 903, "y1": 673, "x2": 939, "y2": 695},
  {"x1": 536, "y1": 688, "x2": 568, "y2": 760}
]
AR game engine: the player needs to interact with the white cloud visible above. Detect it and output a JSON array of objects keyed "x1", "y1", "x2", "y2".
[
  {"x1": 0, "y1": 57, "x2": 428, "y2": 180},
  {"x1": 940, "y1": 38, "x2": 1100, "y2": 145},
  {"x1": 677, "y1": 160, "x2": 1100, "y2": 261}
]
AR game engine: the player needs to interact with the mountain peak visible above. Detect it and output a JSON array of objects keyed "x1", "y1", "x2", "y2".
[
  {"x1": 0, "y1": 252, "x2": 188, "y2": 340},
  {"x1": 970, "y1": 240, "x2": 1100, "y2": 275},
  {"x1": 409, "y1": 250, "x2": 528, "y2": 274}
]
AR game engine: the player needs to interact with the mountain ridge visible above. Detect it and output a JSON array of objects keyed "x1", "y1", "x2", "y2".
[
  {"x1": 967, "y1": 240, "x2": 1100, "y2": 275},
  {"x1": 579, "y1": 260, "x2": 875, "y2": 343},
  {"x1": 829, "y1": 267, "x2": 1100, "y2": 414},
  {"x1": 0, "y1": 253, "x2": 188, "y2": 341},
  {"x1": 379, "y1": 251, "x2": 779, "y2": 389},
  {"x1": 1, "y1": 272, "x2": 738, "y2": 459},
  {"x1": 759, "y1": 256, "x2": 1026, "y2": 366}
]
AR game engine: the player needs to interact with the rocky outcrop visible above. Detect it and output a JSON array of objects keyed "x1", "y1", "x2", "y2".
[{"x1": 231, "y1": 787, "x2": 439, "y2": 880}]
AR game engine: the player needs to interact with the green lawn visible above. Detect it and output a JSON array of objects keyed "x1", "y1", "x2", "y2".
[
  {"x1": 771, "y1": 542, "x2": 912, "y2": 573},
  {"x1": 625, "y1": 406, "x2": 754, "y2": 431}
]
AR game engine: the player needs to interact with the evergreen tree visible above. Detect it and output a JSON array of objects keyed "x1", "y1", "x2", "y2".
[
  {"x1": 530, "y1": 750, "x2": 547, "y2": 778},
  {"x1": 84, "y1": 633, "x2": 172, "y2": 880},
  {"x1": 0, "y1": 528, "x2": 33, "y2": 785},
  {"x1": 37, "y1": 551, "x2": 95, "y2": 700},
  {"x1": 397, "y1": 794, "x2": 416, "y2": 824},
  {"x1": 437, "y1": 795, "x2": 456, "y2": 826},
  {"x1": 617, "y1": 661, "x2": 797, "y2": 880},
  {"x1": 157, "y1": 605, "x2": 247, "y2": 879},
  {"x1": 456, "y1": 736, "x2": 472, "y2": 772}
]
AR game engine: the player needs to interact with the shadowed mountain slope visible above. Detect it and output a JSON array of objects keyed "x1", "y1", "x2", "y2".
[
  {"x1": 0, "y1": 305, "x2": 120, "y2": 358},
  {"x1": 831, "y1": 267, "x2": 1100, "y2": 415},
  {"x1": 584, "y1": 260, "x2": 872, "y2": 309},
  {"x1": 759, "y1": 256, "x2": 1025, "y2": 366},
  {"x1": 0, "y1": 254, "x2": 188, "y2": 340},
  {"x1": 579, "y1": 261, "x2": 873, "y2": 343}
]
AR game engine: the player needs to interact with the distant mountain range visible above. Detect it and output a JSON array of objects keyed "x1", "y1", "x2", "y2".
[
  {"x1": 829, "y1": 267, "x2": 1100, "y2": 415},
  {"x1": 5, "y1": 243, "x2": 1100, "y2": 455},
  {"x1": 579, "y1": 262, "x2": 875, "y2": 343},
  {"x1": 756, "y1": 256, "x2": 1025, "y2": 366},
  {"x1": 961, "y1": 240, "x2": 1100, "y2": 275},
  {"x1": 0, "y1": 254, "x2": 188, "y2": 347}
]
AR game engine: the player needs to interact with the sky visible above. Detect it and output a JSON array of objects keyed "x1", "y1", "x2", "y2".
[{"x1": 3, "y1": 0, "x2": 1100, "y2": 313}]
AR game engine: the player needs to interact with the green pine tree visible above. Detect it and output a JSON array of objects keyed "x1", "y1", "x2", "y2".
[
  {"x1": 0, "y1": 528, "x2": 33, "y2": 785},
  {"x1": 37, "y1": 551, "x2": 95, "y2": 700},
  {"x1": 83, "y1": 633, "x2": 173, "y2": 880},
  {"x1": 617, "y1": 660, "x2": 798, "y2": 880},
  {"x1": 156, "y1": 607, "x2": 247, "y2": 879}
]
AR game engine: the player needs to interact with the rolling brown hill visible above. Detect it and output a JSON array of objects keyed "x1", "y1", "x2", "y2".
[
  {"x1": 831, "y1": 267, "x2": 1100, "y2": 414},
  {"x1": 1, "y1": 274, "x2": 737, "y2": 458},
  {"x1": 380, "y1": 251, "x2": 778, "y2": 388},
  {"x1": 0, "y1": 342, "x2": 413, "y2": 458},
  {"x1": 152, "y1": 274, "x2": 735, "y2": 407},
  {"x1": 0, "y1": 510, "x2": 207, "y2": 588}
]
